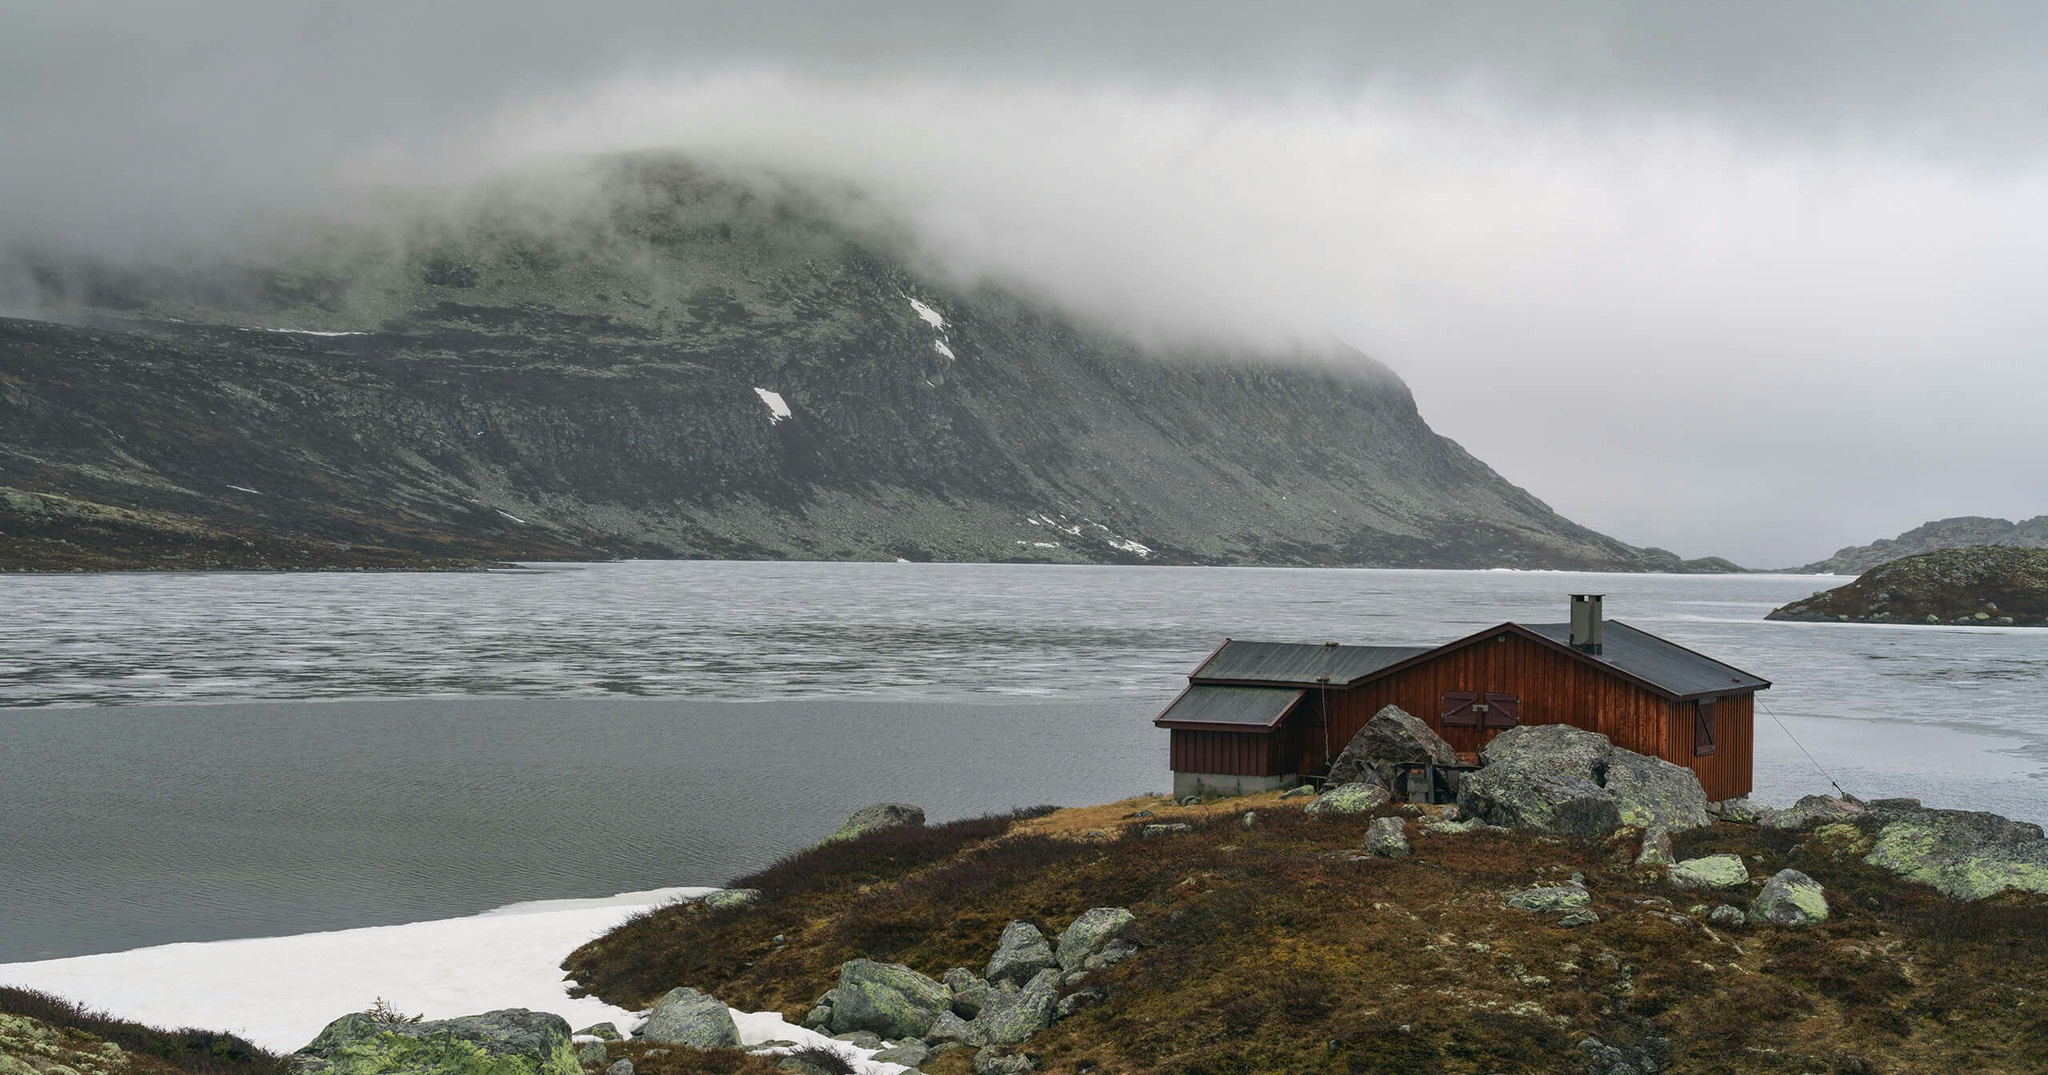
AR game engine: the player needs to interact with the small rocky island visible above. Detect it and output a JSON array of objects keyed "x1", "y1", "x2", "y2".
[
  {"x1": 1767, "y1": 545, "x2": 2048, "y2": 626},
  {"x1": 9, "y1": 710, "x2": 2048, "y2": 1075}
]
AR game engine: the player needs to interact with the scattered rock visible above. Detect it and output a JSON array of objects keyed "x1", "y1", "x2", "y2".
[
  {"x1": 1762, "y1": 794, "x2": 1864, "y2": 830},
  {"x1": 575, "y1": 1042, "x2": 608, "y2": 1067},
  {"x1": 871, "y1": 1041, "x2": 930, "y2": 1067},
  {"x1": 703, "y1": 888, "x2": 762, "y2": 911},
  {"x1": 1669, "y1": 854, "x2": 1749, "y2": 890},
  {"x1": 1365, "y1": 816, "x2": 1410, "y2": 857},
  {"x1": 575, "y1": 1024, "x2": 621, "y2": 1042},
  {"x1": 925, "y1": 1011, "x2": 974, "y2": 1044},
  {"x1": 1556, "y1": 909, "x2": 1600, "y2": 928},
  {"x1": 640, "y1": 988, "x2": 741, "y2": 1049},
  {"x1": 944, "y1": 968, "x2": 992, "y2": 1018},
  {"x1": 1635, "y1": 829, "x2": 1674, "y2": 867},
  {"x1": 292, "y1": 1009, "x2": 579, "y2": 1075},
  {"x1": 1707, "y1": 904, "x2": 1747, "y2": 928},
  {"x1": 1142, "y1": 823, "x2": 1192, "y2": 836},
  {"x1": 972, "y1": 1044, "x2": 1036, "y2": 1075},
  {"x1": 829, "y1": 959, "x2": 951, "y2": 1040},
  {"x1": 828, "y1": 1031, "x2": 882, "y2": 1049},
  {"x1": 968, "y1": 974, "x2": 1058, "y2": 1045},
  {"x1": 1750, "y1": 868, "x2": 1830, "y2": 926},
  {"x1": 1056, "y1": 907, "x2": 1138, "y2": 971},
  {"x1": 1240, "y1": 811, "x2": 1258, "y2": 828},
  {"x1": 1862, "y1": 803, "x2": 2048, "y2": 900},
  {"x1": 1709, "y1": 797, "x2": 1760, "y2": 823},
  {"x1": 1303, "y1": 782, "x2": 1392, "y2": 817},
  {"x1": 801, "y1": 987, "x2": 836, "y2": 1032},
  {"x1": 1281, "y1": 785, "x2": 1316, "y2": 798},
  {"x1": 822, "y1": 803, "x2": 926, "y2": 844},
  {"x1": 1506, "y1": 884, "x2": 1591, "y2": 913},
  {"x1": 1056, "y1": 986, "x2": 1108, "y2": 1019},
  {"x1": 604, "y1": 1061, "x2": 633, "y2": 1075},
  {"x1": 985, "y1": 922, "x2": 1055, "y2": 985},
  {"x1": 1323, "y1": 704, "x2": 1461, "y2": 795}
]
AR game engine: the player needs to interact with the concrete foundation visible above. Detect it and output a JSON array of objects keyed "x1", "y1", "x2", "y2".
[{"x1": 1172, "y1": 771, "x2": 1299, "y2": 800}]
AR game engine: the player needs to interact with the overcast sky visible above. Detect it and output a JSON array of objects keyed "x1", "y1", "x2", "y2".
[{"x1": 5, "y1": 2, "x2": 2046, "y2": 567}]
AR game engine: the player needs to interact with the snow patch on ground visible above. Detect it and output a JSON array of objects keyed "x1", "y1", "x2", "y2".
[
  {"x1": 225, "y1": 485, "x2": 261, "y2": 495},
  {"x1": 906, "y1": 298, "x2": 947, "y2": 331},
  {"x1": 496, "y1": 510, "x2": 527, "y2": 524},
  {"x1": 0, "y1": 887, "x2": 713, "y2": 1054},
  {"x1": 1107, "y1": 538, "x2": 1154, "y2": 557},
  {"x1": 753, "y1": 388, "x2": 792, "y2": 424},
  {"x1": 933, "y1": 339, "x2": 955, "y2": 360}
]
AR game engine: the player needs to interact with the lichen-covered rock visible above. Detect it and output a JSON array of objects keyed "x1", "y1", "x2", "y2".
[
  {"x1": 829, "y1": 959, "x2": 950, "y2": 1040},
  {"x1": 925, "y1": 1011, "x2": 974, "y2": 1044},
  {"x1": 822, "y1": 803, "x2": 925, "y2": 844},
  {"x1": 0, "y1": 1012, "x2": 131, "y2": 1075},
  {"x1": 944, "y1": 968, "x2": 992, "y2": 1018},
  {"x1": 1303, "y1": 782, "x2": 1392, "y2": 817},
  {"x1": 292, "y1": 1009, "x2": 579, "y2": 1075},
  {"x1": 640, "y1": 988, "x2": 740, "y2": 1049},
  {"x1": 1056, "y1": 986, "x2": 1107, "y2": 1019},
  {"x1": 1863, "y1": 805, "x2": 2048, "y2": 900},
  {"x1": 604, "y1": 1060, "x2": 633, "y2": 1075},
  {"x1": 1603, "y1": 749, "x2": 1711, "y2": 836},
  {"x1": 1281, "y1": 785, "x2": 1316, "y2": 798},
  {"x1": 871, "y1": 1041, "x2": 930, "y2": 1068},
  {"x1": 1505, "y1": 884, "x2": 1591, "y2": 913},
  {"x1": 1707, "y1": 904, "x2": 1747, "y2": 928},
  {"x1": 1324, "y1": 705, "x2": 1460, "y2": 794},
  {"x1": 1670, "y1": 854, "x2": 1749, "y2": 890},
  {"x1": 973, "y1": 1045, "x2": 1036, "y2": 1075},
  {"x1": 1458, "y1": 768, "x2": 1620, "y2": 838},
  {"x1": 1750, "y1": 869, "x2": 1829, "y2": 925},
  {"x1": 1142, "y1": 822, "x2": 1191, "y2": 836},
  {"x1": 575, "y1": 1024, "x2": 621, "y2": 1042},
  {"x1": 968, "y1": 973, "x2": 1059, "y2": 1045},
  {"x1": 1055, "y1": 908, "x2": 1137, "y2": 971},
  {"x1": 1365, "y1": 816, "x2": 1410, "y2": 857},
  {"x1": 984, "y1": 922, "x2": 1055, "y2": 985},
  {"x1": 1480, "y1": 723, "x2": 1612, "y2": 779},
  {"x1": 1762, "y1": 794, "x2": 1864, "y2": 830},
  {"x1": 1709, "y1": 797, "x2": 1760, "y2": 823},
  {"x1": 1635, "y1": 829, "x2": 1674, "y2": 866},
  {"x1": 1556, "y1": 909, "x2": 1600, "y2": 928},
  {"x1": 829, "y1": 1031, "x2": 883, "y2": 1050},
  {"x1": 703, "y1": 888, "x2": 761, "y2": 911}
]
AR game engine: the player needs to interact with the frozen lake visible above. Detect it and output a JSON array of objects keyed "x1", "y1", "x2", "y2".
[{"x1": 3, "y1": 561, "x2": 2044, "y2": 961}]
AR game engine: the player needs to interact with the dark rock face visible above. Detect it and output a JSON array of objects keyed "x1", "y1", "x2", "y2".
[
  {"x1": 0, "y1": 159, "x2": 1725, "y2": 572},
  {"x1": 1767, "y1": 546, "x2": 2048, "y2": 626},
  {"x1": 1323, "y1": 705, "x2": 1460, "y2": 794},
  {"x1": 290, "y1": 1009, "x2": 578, "y2": 1075},
  {"x1": 1792, "y1": 515, "x2": 2048, "y2": 575}
]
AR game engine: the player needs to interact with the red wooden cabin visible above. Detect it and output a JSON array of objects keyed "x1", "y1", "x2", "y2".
[{"x1": 1154, "y1": 595, "x2": 1769, "y2": 802}]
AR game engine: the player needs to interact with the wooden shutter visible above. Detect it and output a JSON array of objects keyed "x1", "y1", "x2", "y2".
[
  {"x1": 1694, "y1": 699, "x2": 1718, "y2": 756},
  {"x1": 1482, "y1": 692, "x2": 1521, "y2": 729},
  {"x1": 1441, "y1": 691, "x2": 1479, "y2": 728}
]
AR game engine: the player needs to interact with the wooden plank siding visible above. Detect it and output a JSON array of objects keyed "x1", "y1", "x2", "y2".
[
  {"x1": 1299, "y1": 630, "x2": 1754, "y2": 801},
  {"x1": 1169, "y1": 727, "x2": 1286, "y2": 776}
]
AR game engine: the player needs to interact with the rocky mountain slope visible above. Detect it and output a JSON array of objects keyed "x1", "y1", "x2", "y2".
[
  {"x1": 1792, "y1": 516, "x2": 2048, "y2": 575},
  {"x1": 2, "y1": 157, "x2": 1726, "y2": 571},
  {"x1": 1767, "y1": 545, "x2": 2048, "y2": 626}
]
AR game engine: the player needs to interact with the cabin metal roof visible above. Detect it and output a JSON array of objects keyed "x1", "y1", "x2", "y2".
[
  {"x1": 1521, "y1": 621, "x2": 1770, "y2": 700},
  {"x1": 1154, "y1": 684, "x2": 1306, "y2": 729},
  {"x1": 1191, "y1": 640, "x2": 1433, "y2": 687}
]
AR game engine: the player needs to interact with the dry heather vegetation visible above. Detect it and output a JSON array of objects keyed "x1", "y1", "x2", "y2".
[
  {"x1": 0, "y1": 986, "x2": 286, "y2": 1075},
  {"x1": 566, "y1": 794, "x2": 2048, "y2": 1075}
]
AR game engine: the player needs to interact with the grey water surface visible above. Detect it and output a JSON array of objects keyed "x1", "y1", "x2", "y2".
[{"x1": 2, "y1": 562, "x2": 2044, "y2": 961}]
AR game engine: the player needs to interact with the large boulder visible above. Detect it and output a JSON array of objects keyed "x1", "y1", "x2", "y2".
[
  {"x1": 1055, "y1": 908, "x2": 1137, "y2": 972},
  {"x1": 1303, "y1": 783, "x2": 1392, "y2": 817},
  {"x1": 822, "y1": 803, "x2": 926, "y2": 844},
  {"x1": 984, "y1": 922, "x2": 1055, "y2": 985},
  {"x1": 1458, "y1": 768, "x2": 1620, "y2": 838},
  {"x1": 969, "y1": 972, "x2": 1059, "y2": 1045},
  {"x1": 1365, "y1": 816, "x2": 1410, "y2": 858},
  {"x1": 292, "y1": 1009, "x2": 578, "y2": 1075},
  {"x1": 1480, "y1": 724, "x2": 1611, "y2": 779},
  {"x1": 828, "y1": 959, "x2": 951, "y2": 1040},
  {"x1": 1604, "y1": 750, "x2": 1711, "y2": 837},
  {"x1": 1669, "y1": 854, "x2": 1749, "y2": 890},
  {"x1": 1324, "y1": 705, "x2": 1460, "y2": 794},
  {"x1": 943, "y1": 968, "x2": 993, "y2": 1018},
  {"x1": 1861, "y1": 804, "x2": 2048, "y2": 900},
  {"x1": 1749, "y1": 868, "x2": 1830, "y2": 926},
  {"x1": 1762, "y1": 794, "x2": 1864, "y2": 830},
  {"x1": 640, "y1": 988, "x2": 740, "y2": 1048}
]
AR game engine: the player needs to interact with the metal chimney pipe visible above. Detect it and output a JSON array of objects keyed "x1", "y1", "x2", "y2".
[{"x1": 1570, "y1": 594, "x2": 1604, "y2": 653}]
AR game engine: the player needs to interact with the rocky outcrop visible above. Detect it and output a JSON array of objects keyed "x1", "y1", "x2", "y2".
[
  {"x1": 984, "y1": 923, "x2": 1055, "y2": 986},
  {"x1": 1054, "y1": 909, "x2": 1138, "y2": 972},
  {"x1": 1505, "y1": 883, "x2": 1591, "y2": 914},
  {"x1": 969, "y1": 971, "x2": 1060, "y2": 1046},
  {"x1": 1303, "y1": 783, "x2": 1392, "y2": 817},
  {"x1": 822, "y1": 803, "x2": 925, "y2": 845},
  {"x1": 291, "y1": 1009, "x2": 578, "y2": 1075},
  {"x1": 1768, "y1": 546, "x2": 2048, "y2": 626},
  {"x1": 1750, "y1": 869, "x2": 1829, "y2": 926},
  {"x1": 1860, "y1": 801, "x2": 2048, "y2": 901},
  {"x1": 1322, "y1": 705, "x2": 1460, "y2": 794},
  {"x1": 1457, "y1": 725, "x2": 1710, "y2": 840},
  {"x1": 638, "y1": 988, "x2": 739, "y2": 1049},
  {"x1": 1762, "y1": 795, "x2": 1864, "y2": 830},
  {"x1": 1365, "y1": 816, "x2": 1410, "y2": 858},
  {"x1": 1790, "y1": 516, "x2": 2048, "y2": 575},
  {"x1": 823, "y1": 960, "x2": 950, "y2": 1040},
  {"x1": 0, "y1": 1011, "x2": 131, "y2": 1075}
]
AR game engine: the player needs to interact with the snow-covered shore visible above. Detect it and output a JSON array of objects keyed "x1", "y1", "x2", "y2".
[{"x1": 0, "y1": 886, "x2": 906, "y2": 1072}]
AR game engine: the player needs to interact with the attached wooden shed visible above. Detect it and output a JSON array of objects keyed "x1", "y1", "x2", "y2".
[{"x1": 1155, "y1": 596, "x2": 1770, "y2": 802}]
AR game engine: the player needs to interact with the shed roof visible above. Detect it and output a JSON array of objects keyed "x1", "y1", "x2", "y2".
[
  {"x1": 1520, "y1": 620, "x2": 1770, "y2": 699},
  {"x1": 1191, "y1": 640, "x2": 1432, "y2": 687},
  {"x1": 1154, "y1": 684, "x2": 1306, "y2": 729}
]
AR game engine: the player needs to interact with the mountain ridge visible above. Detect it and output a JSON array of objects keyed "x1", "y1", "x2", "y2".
[
  {"x1": 0, "y1": 157, "x2": 1735, "y2": 572},
  {"x1": 1791, "y1": 516, "x2": 2048, "y2": 575}
]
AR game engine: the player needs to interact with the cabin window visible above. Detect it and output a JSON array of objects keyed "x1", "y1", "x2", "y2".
[
  {"x1": 1482, "y1": 692, "x2": 1521, "y2": 729},
  {"x1": 1694, "y1": 699, "x2": 1718, "y2": 756},
  {"x1": 1440, "y1": 691, "x2": 1479, "y2": 728}
]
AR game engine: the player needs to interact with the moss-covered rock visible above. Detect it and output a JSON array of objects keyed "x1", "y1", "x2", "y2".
[
  {"x1": 1302, "y1": 782, "x2": 1391, "y2": 817},
  {"x1": 826, "y1": 959, "x2": 949, "y2": 1040},
  {"x1": 639, "y1": 987, "x2": 739, "y2": 1048},
  {"x1": 290, "y1": 1009, "x2": 577, "y2": 1075},
  {"x1": 1670, "y1": 853, "x2": 1749, "y2": 890}
]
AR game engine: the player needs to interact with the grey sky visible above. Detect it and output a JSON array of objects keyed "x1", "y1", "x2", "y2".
[{"x1": 5, "y1": 2, "x2": 2046, "y2": 567}]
